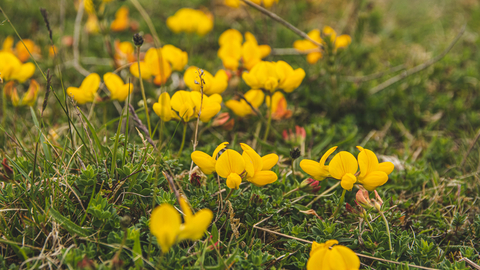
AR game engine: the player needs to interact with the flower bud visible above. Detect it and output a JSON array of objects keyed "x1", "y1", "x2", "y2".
[
  {"x1": 356, "y1": 187, "x2": 374, "y2": 210},
  {"x1": 133, "y1": 33, "x2": 143, "y2": 46},
  {"x1": 300, "y1": 178, "x2": 321, "y2": 194},
  {"x1": 290, "y1": 147, "x2": 301, "y2": 160},
  {"x1": 373, "y1": 190, "x2": 383, "y2": 212}
]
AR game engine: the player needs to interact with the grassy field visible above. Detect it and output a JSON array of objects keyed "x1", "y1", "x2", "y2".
[{"x1": 0, "y1": 0, "x2": 480, "y2": 269}]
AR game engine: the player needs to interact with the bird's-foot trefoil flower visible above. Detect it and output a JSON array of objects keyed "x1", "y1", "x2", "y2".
[
  {"x1": 20, "y1": 79, "x2": 40, "y2": 106},
  {"x1": 0, "y1": 51, "x2": 35, "y2": 83},
  {"x1": 307, "y1": 240, "x2": 360, "y2": 270},
  {"x1": 130, "y1": 47, "x2": 171, "y2": 85},
  {"x1": 67, "y1": 73, "x2": 101, "y2": 104},
  {"x1": 225, "y1": 89, "x2": 265, "y2": 117},
  {"x1": 293, "y1": 29, "x2": 323, "y2": 64},
  {"x1": 242, "y1": 61, "x2": 279, "y2": 92},
  {"x1": 215, "y1": 149, "x2": 246, "y2": 189},
  {"x1": 322, "y1": 26, "x2": 352, "y2": 52},
  {"x1": 114, "y1": 40, "x2": 136, "y2": 67},
  {"x1": 104, "y1": 72, "x2": 133, "y2": 102},
  {"x1": 152, "y1": 92, "x2": 180, "y2": 122},
  {"x1": 191, "y1": 142, "x2": 229, "y2": 175},
  {"x1": 240, "y1": 143, "x2": 278, "y2": 187},
  {"x1": 162, "y1": 45, "x2": 188, "y2": 71},
  {"x1": 184, "y1": 67, "x2": 228, "y2": 95},
  {"x1": 110, "y1": 6, "x2": 129, "y2": 32},
  {"x1": 329, "y1": 151, "x2": 358, "y2": 191},
  {"x1": 167, "y1": 8, "x2": 213, "y2": 36},
  {"x1": 300, "y1": 146, "x2": 337, "y2": 181},
  {"x1": 218, "y1": 29, "x2": 243, "y2": 71},
  {"x1": 356, "y1": 146, "x2": 394, "y2": 191},
  {"x1": 242, "y1": 32, "x2": 271, "y2": 70},
  {"x1": 266, "y1": 92, "x2": 292, "y2": 120},
  {"x1": 190, "y1": 92, "x2": 222, "y2": 123}
]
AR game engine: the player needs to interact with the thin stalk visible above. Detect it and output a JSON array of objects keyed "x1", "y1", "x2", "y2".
[
  {"x1": 177, "y1": 122, "x2": 187, "y2": 156},
  {"x1": 122, "y1": 83, "x2": 131, "y2": 167},
  {"x1": 136, "y1": 46, "x2": 152, "y2": 138},
  {"x1": 363, "y1": 211, "x2": 374, "y2": 232},
  {"x1": 331, "y1": 189, "x2": 347, "y2": 219},
  {"x1": 380, "y1": 212, "x2": 393, "y2": 251},
  {"x1": 306, "y1": 181, "x2": 340, "y2": 207},
  {"x1": 263, "y1": 92, "x2": 273, "y2": 141},
  {"x1": 283, "y1": 187, "x2": 300, "y2": 197},
  {"x1": 110, "y1": 105, "x2": 126, "y2": 177}
]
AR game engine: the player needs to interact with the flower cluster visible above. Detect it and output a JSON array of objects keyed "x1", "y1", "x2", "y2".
[
  {"x1": 242, "y1": 61, "x2": 305, "y2": 93},
  {"x1": 293, "y1": 26, "x2": 351, "y2": 64},
  {"x1": 2, "y1": 36, "x2": 41, "y2": 62},
  {"x1": 300, "y1": 146, "x2": 394, "y2": 191},
  {"x1": 67, "y1": 72, "x2": 133, "y2": 104},
  {"x1": 218, "y1": 29, "x2": 271, "y2": 71},
  {"x1": 4, "y1": 80, "x2": 39, "y2": 107},
  {"x1": 191, "y1": 142, "x2": 279, "y2": 189},
  {"x1": 307, "y1": 240, "x2": 360, "y2": 270},
  {"x1": 167, "y1": 8, "x2": 213, "y2": 36},
  {"x1": 149, "y1": 197, "x2": 213, "y2": 253},
  {"x1": 184, "y1": 66, "x2": 228, "y2": 95}
]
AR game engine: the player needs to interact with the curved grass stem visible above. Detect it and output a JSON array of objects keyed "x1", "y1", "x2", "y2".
[
  {"x1": 177, "y1": 122, "x2": 187, "y2": 156},
  {"x1": 331, "y1": 189, "x2": 347, "y2": 219},
  {"x1": 380, "y1": 211, "x2": 393, "y2": 251},
  {"x1": 136, "y1": 47, "x2": 152, "y2": 138}
]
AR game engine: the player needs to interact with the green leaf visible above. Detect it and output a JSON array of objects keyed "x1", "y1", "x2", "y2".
[{"x1": 48, "y1": 207, "x2": 88, "y2": 237}]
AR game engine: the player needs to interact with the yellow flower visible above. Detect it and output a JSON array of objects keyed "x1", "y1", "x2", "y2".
[
  {"x1": 218, "y1": 29, "x2": 243, "y2": 71},
  {"x1": 329, "y1": 151, "x2": 358, "y2": 191},
  {"x1": 130, "y1": 48, "x2": 172, "y2": 85},
  {"x1": 356, "y1": 146, "x2": 394, "y2": 191},
  {"x1": 170, "y1": 90, "x2": 195, "y2": 122},
  {"x1": 322, "y1": 26, "x2": 351, "y2": 52},
  {"x1": 15, "y1": 39, "x2": 40, "y2": 62},
  {"x1": 21, "y1": 79, "x2": 40, "y2": 107},
  {"x1": 162, "y1": 45, "x2": 188, "y2": 71},
  {"x1": 242, "y1": 61, "x2": 278, "y2": 92},
  {"x1": 224, "y1": 0, "x2": 242, "y2": 8},
  {"x1": 110, "y1": 6, "x2": 129, "y2": 32},
  {"x1": 190, "y1": 91, "x2": 222, "y2": 123},
  {"x1": 184, "y1": 67, "x2": 228, "y2": 96},
  {"x1": 103, "y1": 72, "x2": 133, "y2": 102},
  {"x1": 276, "y1": 61, "x2": 305, "y2": 93},
  {"x1": 114, "y1": 40, "x2": 136, "y2": 66},
  {"x1": 191, "y1": 142, "x2": 229, "y2": 175},
  {"x1": 0, "y1": 51, "x2": 35, "y2": 83},
  {"x1": 215, "y1": 149, "x2": 246, "y2": 189},
  {"x1": 300, "y1": 146, "x2": 337, "y2": 181},
  {"x1": 66, "y1": 73, "x2": 101, "y2": 104},
  {"x1": 85, "y1": 14, "x2": 100, "y2": 34},
  {"x1": 240, "y1": 143, "x2": 278, "y2": 186},
  {"x1": 227, "y1": 0, "x2": 278, "y2": 8},
  {"x1": 2, "y1": 36, "x2": 14, "y2": 53},
  {"x1": 265, "y1": 91, "x2": 292, "y2": 120},
  {"x1": 149, "y1": 197, "x2": 213, "y2": 253},
  {"x1": 307, "y1": 240, "x2": 360, "y2": 270},
  {"x1": 225, "y1": 89, "x2": 264, "y2": 117},
  {"x1": 152, "y1": 92, "x2": 180, "y2": 122},
  {"x1": 242, "y1": 32, "x2": 271, "y2": 71},
  {"x1": 4, "y1": 81, "x2": 20, "y2": 107},
  {"x1": 293, "y1": 29, "x2": 323, "y2": 64},
  {"x1": 219, "y1": 29, "x2": 244, "y2": 46},
  {"x1": 166, "y1": 8, "x2": 213, "y2": 36},
  {"x1": 49, "y1": 45, "x2": 57, "y2": 58}
]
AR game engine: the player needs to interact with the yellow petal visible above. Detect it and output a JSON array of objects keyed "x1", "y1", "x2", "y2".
[
  {"x1": 335, "y1": 35, "x2": 351, "y2": 50},
  {"x1": 225, "y1": 100, "x2": 251, "y2": 117},
  {"x1": 334, "y1": 245, "x2": 360, "y2": 269},
  {"x1": 12, "y1": 62, "x2": 35, "y2": 83},
  {"x1": 215, "y1": 149, "x2": 245, "y2": 178},
  {"x1": 219, "y1": 29, "x2": 243, "y2": 46},
  {"x1": 179, "y1": 208, "x2": 213, "y2": 241},
  {"x1": 242, "y1": 151, "x2": 255, "y2": 178},
  {"x1": 341, "y1": 173, "x2": 357, "y2": 191},
  {"x1": 212, "y1": 142, "x2": 229, "y2": 159},
  {"x1": 328, "y1": 248, "x2": 347, "y2": 269},
  {"x1": 209, "y1": 94, "x2": 223, "y2": 104},
  {"x1": 309, "y1": 241, "x2": 325, "y2": 257},
  {"x1": 67, "y1": 87, "x2": 92, "y2": 104},
  {"x1": 249, "y1": 170, "x2": 277, "y2": 186},
  {"x1": 300, "y1": 159, "x2": 329, "y2": 181},
  {"x1": 329, "y1": 151, "x2": 358, "y2": 180},
  {"x1": 359, "y1": 171, "x2": 388, "y2": 191},
  {"x1": 130, "y1": 62, "x2": 152, "y2": 79},
  {"x1": 307, "y1": 246, "x2": 328, "y2": 270},
  {"x1": 306, "y1": 52, "x2": 322, "y2": 64},
  {"x1": 378, "y1": 162, "x2": 394, "y2": 175},
  {"x1": 240, "y1": 143, "x2": 263, "y2": 172},
  {"x1": 319, "y1": 146, "x2": 338, "y2": 166},
  {"x1": 179, "y1": 197, "x2": 193, "y2": 222},
  {"x1": 261, "y1": 154, "x2": 278, "y2": 170},
  {"x1": 80, "y1": 73, "x2": 100, "y2": 94},
  {"x1": 21, "y1": 79, "x2": 39, "y2": 106},
  {"x1": 149, "y1": 204, "x2": 181, "y2": 253},
  {"x1": 162, "y1": 44, "x2": 188, "y2": 71},
  {"x1": 184, "y1": 66, "x2": 202, "y2": 92},
  {"x1": 226, "y1": 173, "x2": 242, "y2": 189},
  {"x1": 171, "y1": 90, "x2": 194, "y2": 121},
  {"x1": 104, "y1": 72, "x2": 131, "y2": 101},
  {"x1": 244, "y1": 89, "x2": 265, "y2": 108},
  {"x1": 191, "y1": 151, "x2": 216, "y2": 175},
  {"x1": 207, "y1": 69, "x2": 228, "y2": 95},
  {"x1": 357, "y1": 149, "x2": 379, "y2": 178},
  {"x1": 153, "y1": 92, "x2": 172, "y2": 122}
]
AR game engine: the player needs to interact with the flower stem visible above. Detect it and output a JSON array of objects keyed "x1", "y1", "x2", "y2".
[
  {"x1": 363, "y1": 211, "x2": 374, "y2": 232},
  {"x1": 331, "y1": 189, "x2": 347, "y2": 219},
  {"x1": 380, "y1": 211, "x2": 393, "y2": 251},
  {"x1": 263, "y1": 92, "x2": 272, "y2": 141},
  {"x1": 224, "y1": 189, "x2": 234, "y2": 201},
  {"x1": 136, "y1": 46, "x2": 152, "y2": 138},
  {"x1": 283, "y1": 187, "x2": 300, "y2": 197},
  {"x1": 177, "y1": 122, "x2": 187, "y2": 156}
]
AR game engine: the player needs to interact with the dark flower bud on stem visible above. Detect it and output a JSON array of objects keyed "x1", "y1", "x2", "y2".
[
  {"x1": 133, "y1": 33, "x2": 144, "y2": 46},
  {"x1": 290, "y1": 147, "x2": 301, "y2": 160}
]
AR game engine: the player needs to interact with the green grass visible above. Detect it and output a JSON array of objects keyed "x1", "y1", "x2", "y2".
[{"x1": 0, "y1": 0, "x2": 480, "y2": 269}]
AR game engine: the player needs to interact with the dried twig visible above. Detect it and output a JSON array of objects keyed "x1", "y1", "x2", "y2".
[{"x1": 128, "y1": 104, "x2": 156, "y2": 150}]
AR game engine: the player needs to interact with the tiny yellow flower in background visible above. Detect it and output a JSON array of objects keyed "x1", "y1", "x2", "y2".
[
  {"x1": 191, "y1": 142, "x2": 229, "y2": 175},
  {"x1": 219, "y1": 29, "x2": 244, "y2": 46},
  {"x1": 162, "y1": 45, "x2": 188, "y2": 71},
  {"x1": 20, "y1": 79, "x2": 40, "y2": 107},
  {"x1": 114, "y1": 40, "x2": 136, "y2": 67},
  {"x1": 149, "y1": 203, "x2": 180, "y2": 253},
  {"x1": 130, "y1": 47, "x2": 171, "y2": 85},
  {"x1": 266, "y1": 92, "x2": 292, "y2": 120},
  {"x1": 276, "y1": 61, "x2": 306, "y2": 93},
  {"x1": 307, "y1": 240, "x2": 360, "y2": 270},
  {"x1": 2, "y1": 36, "x2": 14, "y2": 53},
  {"x1": 152, "y1": 92, "x2": 180, "y2": 122},
  {"x1": 190, "y1": 91, "x2": 222, "y2": 123},
  {"x1": 110, "y1": 6, "x2": 129, "y2": 32},
  {"x1": 242, "y1": 61, "x2": 279, "y2": 92},
  {"x1": 67, "y1": 73, "x2": 101, "y2": 104},
  {"x1": 300, "y1": 146, "x2": 337, "y2": 181},
  {"x1": 215, "y1": 149, "x2": 246, "y2": 189},
  {"x1": 293, "y1": 29, "x2": 323, "y2": 64},
  {"x1": 85, "y1": 14, "x2": 100, "y2": 34},
  {"x1": 218, "y1": 29, "x2": 243, "y2": 71},
  {"x1": 242, "y1": 32, "x2": 271, "y2": 71},
  {"x1": 224, "y1": 0, "x2": 242, "y2": 8},
  {"x1": 48, "y1": 45, "x2": 57, "y2": 58},
  {"x1": 225, "y1": 89, "x2": 265, "y2": 117},
  {"x1": 0, "y1": 52, "x2": 35, "y2": 83},
  {"x1": 15, "y1": 39, "x2": 40, "y2": 62},
  {"x1": 166, "y1": 8, "x2": 214, "y2": 36},
  {"x1": 240, "y1": 143, "x2": 278, "y2": 186},
  {"x1": 322, "y1": 26, "x2": 352, "y2": 52},
  {"x1": 329, "y1": 151, "x2": 358, "y2": 190},
  {"x1": 356, "y1": 146, "x2": 394, "y2": 191},
  {"x1": 170, "y1": 90, "x2": 195, "y2": 122},
  {"x1": 184, "y1": 67, "x2": 228, "y2": 96},
  {"x1": 103, "y1": 72, "x2": 133, "y2": 102},
  {"x1": 226, "y1": 0, "x2": 278, "y2": 8}
]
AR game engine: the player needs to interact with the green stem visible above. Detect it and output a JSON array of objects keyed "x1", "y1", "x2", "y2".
[
  {"x1": 380, "y1": 211, "x2": 393, "y2": 251},
  {"x1": 177, "y1": 122, "x2": 187, "y2": 156},
  {"x1": 263, "y1": 92, "x2": 272, "y2": 141},
  {"x1": 363, "y1": 211, "x2": 374, "y2": 232},
  {"x1": 331, "y1": 189, "x2": 347, "y2": 219},
  {"x1": 136, "y1": 46, "x2": 152, "y2": 138},
  {"x1": 283, "y1": 187, "x2": 299, "y2": 197}
]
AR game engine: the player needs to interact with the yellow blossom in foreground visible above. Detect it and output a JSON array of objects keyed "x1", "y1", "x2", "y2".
[
  {"x1": 149, "y1": 197, "x2": 213, "y2": 253},
  {"x1": 184, "y1": 67, "x2": 228, "y2": 95},
  {"x1": 356, "y1": 146, "x2": 394, "y2": 191},
  {"x1": 162, "y1": 45, "x2": 188, "y2": 71},
  {"x1": 152, "y1": 92, "x2": 179, "y2": 122},
  {"x1": 170, "y1": 90, "x2": 195, "y2": 122},
  {"x1": 240, "y1": 143, "x2": 278, "y2": 186},
  {"x1": 103, "y1": 72, "x2": 133, "y2": 102},
  {"x1": 166, "y1": 8, "x2": 213, "y2": 36},
  {"x1": 242, "y1": 32, "x2": 271, "y2": 70},
  {"x1": 293, "y1": 29, "x2": 323, "y2": 64},
  {"x1": 266, "y1": 92, "x2": 292, "y2": 120},
  {"x1": 190, "y1": 91, "x2": 222, "y2": 123},
  {"x1": 225, "y1": 89, "x2": 265, "y2": 117},
  {"x1": 15, "y1": 39, "x2": 40, "y2": 62},
  {"x1": 329, "y1": 151, "x2": 358, "y2": 190},
  {"x1": 215, "y1": 149, "x2": 246, "y2": 189},
  {"x1": 300, "y1": 146, "x2": 337, "y2": 181},
  {"x1": 67, "y1": 73, "x2": 101, "y2": 104},
  {"x1": 20, "y1": 79, "x2": 40, "y2": 107},
  {"x1": 276, "y1": 60, "x2": 306, "y2": 93},
  {"x1": 110, "y1": 6, "x2": 129, "y2": 32},
  {"x1": 0, "y1": 52, "x2": 35, "y2": 83},
  {"x1": 307, "y1": 240, "x2": 360, "y2": 270},
  {"x1": 242, "y1": 61, "x2": 279, "y2": 92},
  {"x1": 191, "y1": 142, "x2": 229, "y2": 175}
]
